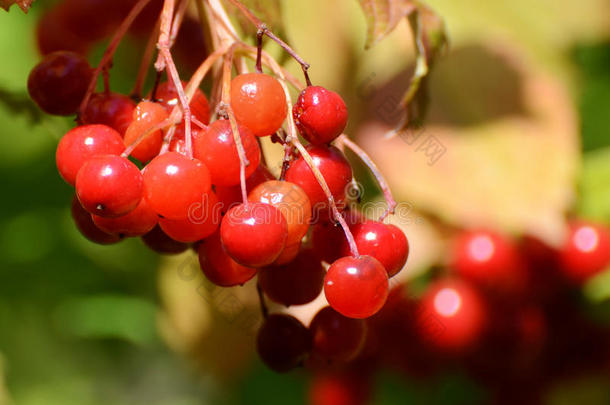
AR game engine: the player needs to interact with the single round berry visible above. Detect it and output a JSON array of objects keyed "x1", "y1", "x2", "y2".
[
  {"x1": 75, "y1": 154, "x2": 143, "y2": 217},
  {"x1": 215, "y1": 165, "x2": 275, "y2": 213},
  {"x1": 92, "y1": 197, "x2": 158, "y2": 237},
  {"x1": 153, "y1": 80, "x2": 210, "y2": 125},
  {"x1": 193, "y1": 119, "x2": 260, "y2": 186},
  {"x1": 142, "y1": 152, "x2": 212, "y2": 220},
  {"x1": 57, "y1": 0, "x2": 123, "y2": 43},
  {"x1": 415, "y1": 278, "x2": 487, "y2": 352},
  {"x1": 324, "y1": 255, "x2": 388, "y2": 319},
  {"x1": 28, "y1": 51, "x2": 93, "y2": 115},
  {"x1": 451, "y1": 229, "x2": 526, "y2": 294},
  {"x1": 558, "y1": 221, "x2": 610, "y2": 283},
  {"x1": 70, "y1": 195, "x2": 121, "y2": 244},
  {"x1": 168, "y1": 125, "x2": 201, "y2": 155},
  {"x1": 230, "y1": 72, "x2": 287, "y2": 136},
  {"x1": 285, "y1": 145, "x2": 352, "y2": 216},
  {"x1": 81, "y1": 92, "x2": 136, "y2": 136},
  {"x1": 256, "y1": 314, "x2": 312, "y2": 372},
  {"x1": 123, "y1": 101, "x2": 168, "y2": 163},
  {"x1": 340, "y1": 220, "x2": 409, "y2": 277},
  {"x1": 56, "y1": 124, "x2": 124, "y2": 185},
  {"x1": 258, "y1": 249, "x2": 325, "y2": 306},
  {"x1": 159, "y1": 192, "x2": 220, "y2": 243},
  {"x1": 198, "y1": 231, "x2": 257, "y2": 287},
  {"x1": 220, "y1": 202, "x2": 288, "y2": 267},
  {"x1": 248, "y1": 180, "x2": 312, "y2": 246},
  {"x1": 293, "y1": 86, "x2": 348, "y2": 145},
  {"x1": 141, "y1": 225, "x2": 189, "y2": 254},
  {"x1": 309, "y1": 306, "x2": 367, "y2": 363}
]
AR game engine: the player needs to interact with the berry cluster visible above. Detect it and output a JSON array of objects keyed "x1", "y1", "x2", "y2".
[
  {"x1": 304, "y1": 223, "x2": 610, "y2": 404},
  {"x1": 27, "y1": 0, "x2": 410, "y2": 375}
]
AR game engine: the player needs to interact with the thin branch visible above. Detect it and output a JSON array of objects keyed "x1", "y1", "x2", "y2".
[{"x1": 336, "y1": 134, "x2": 397, "y2": 220}]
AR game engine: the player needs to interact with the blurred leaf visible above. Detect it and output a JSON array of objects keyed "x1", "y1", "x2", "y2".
[
  {"x1": 229, "y1": 0, "x2": 284, "y2": 36},
  {"x1": 584, "y1": 267, "x2": 610, "y2": 304},
  {"x1": 357, "y1": 0, "x2": 417, "y2": 49},
  {"x1": 577, "y1": 147, "x2": 610, "y2": 223},
  {"x1": 53, "y1": 295, "x2": 158, "y2": 345},
  {"x1": 0, "y1": 0, "x2": 34, "y2": 12}
]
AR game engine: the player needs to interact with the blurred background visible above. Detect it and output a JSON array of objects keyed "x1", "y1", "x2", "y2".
[{"x1": 0, "y1": 0, "x2": 610, "y2": 404}]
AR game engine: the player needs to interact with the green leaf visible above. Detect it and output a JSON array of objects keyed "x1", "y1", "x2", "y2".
[
  {"x1": 357, "y1": 0, "x2": 417, "y2": 49},
  {"x1": 577, "y1": 147, "x2": 610, "y2": 223},
  {"x1": 229, "y1": 0, "x2": 284, "y2": 36}
]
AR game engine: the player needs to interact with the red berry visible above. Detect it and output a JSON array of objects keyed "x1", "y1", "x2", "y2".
[
  {"x1": 230, "y1": 73, "x2": 287, "y2": 136},
  {"x1": 81, "y1": 92, "x2": 136, "y2": 136},
  {"x1": 248, "y1": 180, "x2": 312, "y2": 246},
  {"x1": 193, "y1": 119, "x2": 260, "y2": 186},
  {"x1": 28, "y1": 51, "x2": 93, "y2": 115},
  {"x1": 92, "y1": 197, "x2": 158, "y2": 237},
  {"x1": 272, "y1": 242, "x2": 302, "y2": 266},
  {"x1": 451, "y1": 230, "x2": 526, "y2": 294},
  {"x1": 159, "y1": 192, "x2": 221, "y2": 243},
  {"x1": 198, "y1": 231, "x2": 257, "y2": 287},
  {"x1": 75, "y1": 154, "x2": 143, "y2": 217},
  {"x1": 141, "y1": 225, "x2": 188, "y2": 254},
  {"x1": 309, "y1": 306, "x2": 367, "y2": 362},
  {"x1": 70, "y1": 195, "x2": 121, "y2": 244},
  {"x1": 415, "y1": 278, "x2": 487, "y2": 352},
  {"x1": 558, "y1": 221, "x2": 610, "y2": 283},
  {"x1": 294, "y1": 86, "x2": 348, "y2": 145},
  {"x1": 123, "y1": 101, "x2": 168, "y2": 163},
  {"x1": 258, "y1": 249, "x2": 325, "y2": 306},
  {"x1": 57, "y1": 0, "x2": 123, "y2": 43},
  {"x1": 340, "y1": 220, "x2": 408, "y2": 277},
  {"x1": 153, "y1": 80, "x2": 211, "y2": 125},
  {"x1": 220, "y1": 202, "x2": 288, "y2": 267},
  {"x1": 142, "y1": 152, "x2": 212, "y2": 220},
  {"x1": 215, "y1": 165, "x2": 275, "y2": 213},
  {"x1": 324, "y1": 255, "x2": 388, "y2": 319},
  {"x1": 285, "y1": 145, "x2": 352, "y2": 218},
  {"x1": 256, "y1": 314, "x2": 312, "y2": 372},
  {"x1": 56, "y1": 124, "x2": 125, "y2": 185}
]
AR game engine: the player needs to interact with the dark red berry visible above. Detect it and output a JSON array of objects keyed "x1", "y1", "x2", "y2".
[
  {"x1": 70, "y1": 195, "x2": 121, "y2": 244},
  {"x1": 220, "y1": 202, "x2": 288, "y2": 267},
  {"x1": 256, "y1": 314, "x2": 312, "y2": 372},
  {"x1": 81, "y1": 92, "x2": 136, "y2": 136},
  {"x1": 28, "y1": 51, "x2": 93, "y2": 115},
  {"x1": 309, "y1": 306, "x2": 367, "y2": 362},
  {"x1": 75, "y1": 154, "x2": 143, "y2": 217},
  {"x1": 293, "y1": 86, "x2": 348, "y2": 145},
  {"x1": 324, "y1": 255, "x2": 389, "y2": 319},
  {"x1": 258, "y1": 249, "x2": 326, "y2": 306},
  {"x1": 36, "y1": 8, "x2": 91, "y2": 55},
  {"x1": 141, "y1": 225, "x2": 189, "y2": 254},
  {"x1": 198, "y1": 231, "x2": 257, "y2": 287}
]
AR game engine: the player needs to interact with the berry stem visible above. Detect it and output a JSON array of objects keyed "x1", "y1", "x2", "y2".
[
  {"x1": 336, "y1": 134, "x2": 397, "y2": 221},
  {"x1": 79, "y1": 0, "x2": 153, "y2": 115},
  {"x1": 221, "y1": 46, "x2": 250, "y2": 205},
  {"x1": 255, "y1": 27, "x2": 264, "y2": 74},
  {"x1": 256, "y1": 280, "x2": 269, "y2": 319},
  {"x1": 224, "y1": 0, "x2": 312, "y2": 86},
  {"x1": 156, "y1": 0, "x2": 193, "y2": 158},
  {"x1": 169, "y1": 0, "x2": 190, "y2": 47}
]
